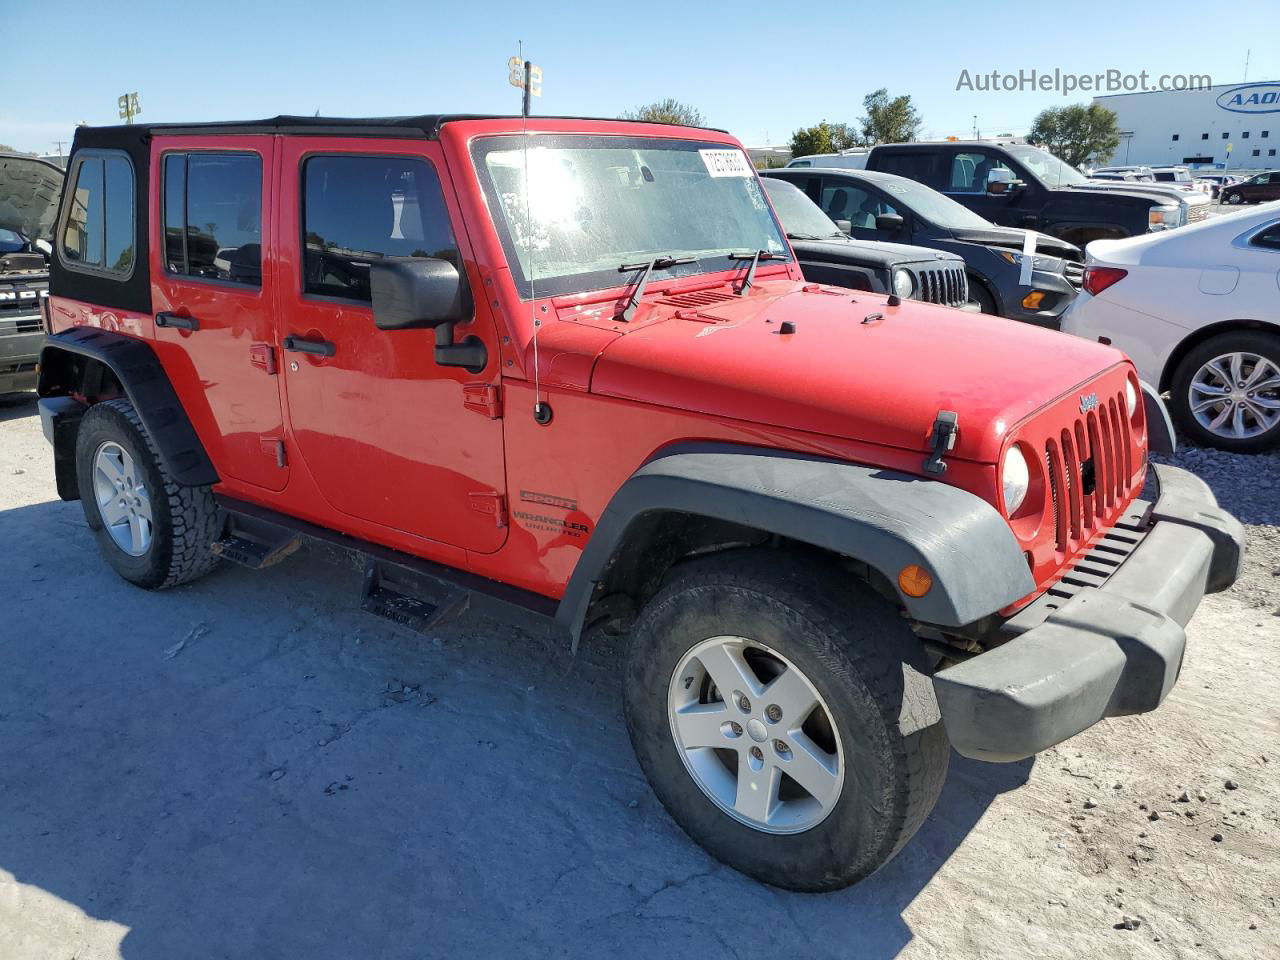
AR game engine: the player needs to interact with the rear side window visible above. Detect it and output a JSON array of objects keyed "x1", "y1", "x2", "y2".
[
  {"x1": 60, "y1": 152, "x2": 135, "y2": 275},
  {"x1": 163, "y1": 152, "x2": 263, "y2": 286},
  {"x1": 871, "y1": 151, "x2": 936, "y2": 186},
  {"x1": 1252, "y1": 223, "x2": 1280, "y2": 250},
  {"x1": 302, "y1": 155, "x2": 459, "y2": 302}
]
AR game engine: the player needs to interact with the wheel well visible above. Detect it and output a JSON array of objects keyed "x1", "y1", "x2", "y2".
[
  {"x1": 39, "y1": 348, "x2": 125, "y2": 402},
  {"x1": 1058, "y1": 226, "x2": 1127, "y2": 248},
  {"x1": 582, "y1": 511, "x2": 891, "y2": 637},
  {"x1": 965, "y1": 273, "x2": 998, "y2": 312},
  {"x1": 1159, "y1": 319, "x2": 1280, "y2": 392}
]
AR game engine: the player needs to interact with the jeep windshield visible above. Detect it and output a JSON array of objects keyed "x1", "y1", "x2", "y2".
[{"x1": 472, "y1": 135, "x2": 788, "y2": 298}]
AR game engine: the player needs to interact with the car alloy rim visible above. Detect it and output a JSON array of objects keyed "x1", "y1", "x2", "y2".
[
  {"x1": 1189, "y1": 351, "x2": 1280, "y2": 439},
  {"x1": 93, "y1": 441, "x2": 154, "y2": 556},
  {"x1": 667, "y1": 636, "x2": 843, "y2": 834}
]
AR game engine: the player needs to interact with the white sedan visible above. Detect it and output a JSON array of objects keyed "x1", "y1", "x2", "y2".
[{"x1": 1061, "y1": 201, "x2": 1280, "y2": 452}]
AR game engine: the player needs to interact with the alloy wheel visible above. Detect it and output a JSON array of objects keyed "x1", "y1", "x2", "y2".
[
  {"x1": 93, "y1": 440, "x2": 154, "y2": 556},
  {"x1": 1188, "y1": 351, "x2": 1280, "y2": 440},
  {"x1": 667, "y1": 636, "x2": 843, "y2": 834}
]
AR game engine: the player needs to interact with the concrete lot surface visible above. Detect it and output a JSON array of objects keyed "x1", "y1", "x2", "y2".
[{"x1": 0, "y1": 393, "x2": 1276, "y2": 960}]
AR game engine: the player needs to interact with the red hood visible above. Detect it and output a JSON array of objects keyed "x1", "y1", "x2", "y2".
[{"x1": 589, "y1": 281, "x2": 1127, "y2": 464}]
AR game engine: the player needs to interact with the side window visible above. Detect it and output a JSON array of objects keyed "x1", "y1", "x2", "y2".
[
  {"x1": 819, "y1": 183, "x2": 898, "y2": 230},
  {"x1": 871, "y1": 151, "x2": 935, "y2": 184},
  {"x1": 1252, "y1": 224, "x2": 1280, "y2": 250},
  {"x1": 162, "y1": 152, "x2": 263, "y2": 286},
  {"x1": 948, "y1": 152, "x2": 1010, "y2": 193},
  {"x1": 60, "y1": 152, "x2": 135, "y2": 275},
  {"x1": 302, "y1": 155, "x2": 458, "y2": 302}
]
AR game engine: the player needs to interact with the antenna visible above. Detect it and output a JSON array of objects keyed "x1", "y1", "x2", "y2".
[{"x1": 512, "y1": 42, "x2": 551, "y2": 425}]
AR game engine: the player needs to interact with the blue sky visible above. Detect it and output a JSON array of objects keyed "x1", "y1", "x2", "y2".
[{"x1": 3, "y1": 0, "x2": 1275, "y2": 155}]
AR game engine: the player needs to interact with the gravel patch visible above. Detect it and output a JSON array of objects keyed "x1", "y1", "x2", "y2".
[{"x1": 1155, "y1": 443, "x2": 1280, "y2": 613}]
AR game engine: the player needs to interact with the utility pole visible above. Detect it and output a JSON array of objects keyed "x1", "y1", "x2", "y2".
[{"x1": 52, "y1": 141, "x2": 68, "y2": 161}]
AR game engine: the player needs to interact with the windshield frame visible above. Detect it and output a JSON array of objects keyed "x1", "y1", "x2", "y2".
[{"x1": 470, "y1": 133, "x2": 790, "y2": 300}]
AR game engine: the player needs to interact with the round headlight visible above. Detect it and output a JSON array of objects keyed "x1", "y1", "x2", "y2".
[
  {"x1": 1125, "y1": 379, "x2": 1138, "y2": 418},
  {"x1": 1002, "y1": 446, "x2": 1030, "y2": 515},
  {"x1": 893, "y1": 269, "x2": 914, "y2": 299}
]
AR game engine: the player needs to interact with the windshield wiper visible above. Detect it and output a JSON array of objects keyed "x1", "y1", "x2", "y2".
[
  {"x1": 616, "y1": 255, "x2": 695, "y2": 322},
  {"x1": 728, "y1": 249, "x2": 782, "y2": 295}
]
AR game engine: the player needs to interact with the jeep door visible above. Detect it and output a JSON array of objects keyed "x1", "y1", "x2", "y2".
[
  {"x1": 274, "y1": 139, "x2": 507, "y2": 554},
  {"x1": 150, "y1": 136, "x2": 289, "y2": 492}
]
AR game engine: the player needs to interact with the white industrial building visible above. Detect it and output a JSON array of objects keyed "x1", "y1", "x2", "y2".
[{"x1": 1093, "y1": 80, "x2": 1280, "y2": 171}]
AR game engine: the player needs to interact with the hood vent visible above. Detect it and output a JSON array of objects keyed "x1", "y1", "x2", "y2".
[{"x1": 660, "y1": 289, "x2": 738, "y2": 309}]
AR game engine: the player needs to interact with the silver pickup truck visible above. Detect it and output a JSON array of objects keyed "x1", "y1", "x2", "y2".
[{"x1": 0, "y1": 153, "x2": 61, "y2": 393}]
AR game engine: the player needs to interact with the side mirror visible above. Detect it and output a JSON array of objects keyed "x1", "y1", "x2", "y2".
[
  {"x1": 985, "y1": 168, "x2": 1023, "y2": 195},
  {"x1": 370, "y1": 256, "x2": 487, "y2": 372},
  {"x1": 875, "y1": 213, "x2": 905, "y2": 233},
  {"x1": 834, "y1": 219, "x2": 852, "y2": 235}
]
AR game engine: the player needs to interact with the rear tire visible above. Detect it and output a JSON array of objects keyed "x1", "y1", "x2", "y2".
[
  {"x1": 623, "y1": 550, "x2": 949, "y2": 892},
  {"x1": 75, "y1": 397, "x2": 224, "y2": 588},
  {"x1": 1169, "y1": 331, "x2": 1280, "y2": 452}
]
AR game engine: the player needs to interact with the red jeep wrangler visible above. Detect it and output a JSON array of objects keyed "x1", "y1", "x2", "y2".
[{"x1": 38, "y1": 115, "x2": 1243, "y2": 891}]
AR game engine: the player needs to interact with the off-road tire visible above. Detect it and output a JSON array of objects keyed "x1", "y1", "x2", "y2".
[
  {"x1": 623, "y1": 549, "x2": 950, "y2": 892},
  {"x1": 75, "y1": 397, "x2": 224, "y2": 588},
  {"x1": 1169, "y1": 330, "x2": 1280, "y2": 453}
]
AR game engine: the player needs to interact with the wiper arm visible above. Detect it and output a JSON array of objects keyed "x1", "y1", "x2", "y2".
[
  {"x1": 728, "y1": 249, "x2": 782, "y2": 295},
  {"x1": 616, "y1": 255, "x2": 695, "y2": 322}
]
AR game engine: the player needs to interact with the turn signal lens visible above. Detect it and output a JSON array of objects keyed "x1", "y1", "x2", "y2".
[
  {"x1": 1082, "y1": 266, "x2": 1127, "y2": 296},
  {"x1": 1021, "y1": 291, "x2": 1045, "y2": 309},
  {"x1": 898, "y1": 564, "x2": 933, "y2": 598}
]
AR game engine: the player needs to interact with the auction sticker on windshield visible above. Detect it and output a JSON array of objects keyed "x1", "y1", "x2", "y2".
[{"x1": 700, "y1": 149, "x2": 753, "y2": 177}]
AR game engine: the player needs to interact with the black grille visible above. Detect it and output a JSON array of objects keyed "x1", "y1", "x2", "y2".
[
  {"x1": 1064, "y1": 262, "x2": 1085, "y2": 289},
  {"x1": 916, "y1": 265, "x2": 968, "y2": 307}
]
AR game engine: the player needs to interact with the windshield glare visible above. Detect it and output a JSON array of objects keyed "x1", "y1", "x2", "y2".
[
  {"x1": 1005, "y1": 145, "x2": 1087, "y2": 186},
  {"x1": 474, "y1": 136, "x2": 788, "y2": 298},
  {"x1": 879, "y1": 177, "x2": 993, "y2": 230},
  {"x1": 763, "y1": 179, "x2": 843, "y2": 238}
]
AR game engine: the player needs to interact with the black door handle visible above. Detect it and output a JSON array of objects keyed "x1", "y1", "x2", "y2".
[
  {"x1": 282, "y1": 335, "x2": 336, "y2": 357},
  {"x1": 155, "y1": 312, "x2": 200, "y2": 331}
]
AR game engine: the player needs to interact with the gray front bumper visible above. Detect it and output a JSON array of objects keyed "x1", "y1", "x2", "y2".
[{"x1": 933, "y1": 464, "x2": 1245, "y2": 763}]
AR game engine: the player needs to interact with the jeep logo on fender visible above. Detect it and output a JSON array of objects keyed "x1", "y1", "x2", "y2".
[
  {"x1": 1079, "y1": 392, "x2": 1099, "y2": 414},
  {"x1": 1216, "y1": 82, "x2": 1280, "y2": 114}
]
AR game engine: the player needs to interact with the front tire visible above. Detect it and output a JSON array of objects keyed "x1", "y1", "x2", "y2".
[
  {"x1": 1225, "y1": 191, "x2": 1244, "y2": 205},
  {"x1": 623, "y1": 550, "x2": 949, "y2": 891},
  {"x1": 75, "y1": 397, "x2": 224, "y2": 588},
  {"x1": 1169, "y1": 331, "x2": 1280, "y2": 452}
]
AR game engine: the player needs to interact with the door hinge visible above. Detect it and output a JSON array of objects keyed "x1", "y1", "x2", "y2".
[
  {"x1": 463, "y1": 382, "x2": 503, "y2": 419},
  {"x1": 250, "y1": 342, "x2": 278, "y2": 375},
  {"x1": 262, "y1": 438, "x2": 287, "y2": 468},
  {"x1": 468, "y1": 491, "x2": 507, "y2": 527}
]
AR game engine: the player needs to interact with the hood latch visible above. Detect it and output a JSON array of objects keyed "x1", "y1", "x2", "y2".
[{"x1": 923, "y1": 411, "x2": 959, "y2": 475}]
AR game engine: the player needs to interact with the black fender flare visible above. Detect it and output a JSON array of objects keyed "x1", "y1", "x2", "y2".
[
  {"x1": 38, "y1": 326, "x2": 219, "y2": 487},
  {"x1": 555, "y1": 448, "x2": 1034, "y2": 643}
]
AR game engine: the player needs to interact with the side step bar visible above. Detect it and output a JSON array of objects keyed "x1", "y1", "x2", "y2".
[{"x1": 213, "y1": 495, "x2": 559, "y2": 634}]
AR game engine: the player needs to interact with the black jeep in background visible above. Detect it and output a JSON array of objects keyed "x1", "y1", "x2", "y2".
[
  {"x1": 762, "y1": 178, "x2": 971, "y2": 308},
  {"x1": 0, "y1": 154, "x2": 61, "y2": 394},
  {"x1": 865, "y1": 141, "x2": 1182, "y2": 247}
]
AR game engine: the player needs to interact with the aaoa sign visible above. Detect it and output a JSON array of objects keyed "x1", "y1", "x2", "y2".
[{"x1": 1217, "y1": 83, "x2": 1280, "y2": 114}]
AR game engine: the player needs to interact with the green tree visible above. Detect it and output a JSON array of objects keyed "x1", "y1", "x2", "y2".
[
  {"x1": 621, "y1": 98, "x2": 705, "y2": 127},
  {"x1": 788, "y1": 121, "x2": 858, "y2": 158},
  {"x1": 0, "y1": 144, "x2": 34, "y2": 155},
  {"x1": 858, "y1": 89, "x2": 922, "y2": 144},
  {"x1": 1027, "y1": 104, "x2": 1121, "y2": 167}
]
